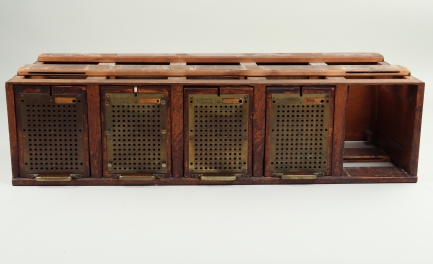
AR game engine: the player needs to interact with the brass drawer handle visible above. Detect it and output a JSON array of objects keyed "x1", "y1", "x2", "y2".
[
  {"x1": 281, "y1": 175, "x2": 317, "y2": 180},
  {"x1": 200, "y1": 176, "x2": 237, "y2": 181},
  {"x1": 273, "y1": 172, "x2": 323, "y2": 180},
  {"x1": 119, "y1": 176, "x2": 156, "y2": 181},
  {"x1": 35, "y1": 176, "x2": 72, "y2": 182}
]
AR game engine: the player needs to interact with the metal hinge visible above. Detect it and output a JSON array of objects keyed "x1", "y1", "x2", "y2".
[{"x1": 272, "y1": 172, "x2": 324, "y2": 180}]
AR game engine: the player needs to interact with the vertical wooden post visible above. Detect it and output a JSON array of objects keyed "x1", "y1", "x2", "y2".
[
  {"x1": 87, "y1": 83, "x2": 102, "y2": 177},
  {"x1": 252, "y1": 83, "x2": 266, "y2": 176},
  {"x1": 170, "y1": 84, "x2": 184, "y2": 177},
  {"x1": 169, "y1": 62, "x2": 186, "y2": 178},
  {"x1": 240, "y1": 63, "x2": 267, "y2": 177},
  {"x1": 332, "y1": 84, "x2": 348, "y2": 176}
]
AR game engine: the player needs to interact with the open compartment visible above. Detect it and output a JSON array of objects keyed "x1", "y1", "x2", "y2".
[{"x1": 343, "y1": 84, "x2": 423, "y2": 179}]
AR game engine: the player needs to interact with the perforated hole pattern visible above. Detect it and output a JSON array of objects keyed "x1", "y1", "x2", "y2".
[
  {"x1": 105, "y1": 93, "x2": 167, "y2": 174},
  {"x1": 20, "y1": 94, "x2": 86, "y2": 174},
  {"x1": 188, "y1": 94, "x2": 248, "y2": 173},
  {"x1": 270, "y1": 93, "x2": 330, "y2": 173}
]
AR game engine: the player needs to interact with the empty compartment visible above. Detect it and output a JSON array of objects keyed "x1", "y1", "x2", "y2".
[
  {"x1": 184, "y1": 87, "x2": 253, "y2": 179},
  {"x1": 265, "y1": 86, "x2": 335, "y2": 177},
  {"x1": 14, "y1": 85, "x2": 90, "y2": 180},
  {"x1": 100, "y1": 85, "x2": 171, "y2": 179},
  {"x1": 343, "y1": 84, "x2": 423, "y2": 177}
]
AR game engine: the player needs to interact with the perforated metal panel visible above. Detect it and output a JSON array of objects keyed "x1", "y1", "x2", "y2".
[
  {"x1": 19, "y1": 93, "x2": 86, "y2": 175},
  {"x1": 104, "y1": 93, "x2": 168, "y2": 175},
  {"x1": 269, "y1": 93, "x2": 331, "y2": 173},
  {"x1": 188, "y1": 94, "x2": 249, "y2": 174}
]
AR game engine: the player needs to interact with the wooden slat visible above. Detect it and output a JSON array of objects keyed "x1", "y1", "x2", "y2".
[
  {"x1": 343, "y1": 148, "x2": 391, "y2": 162},
  {"x1": 168, "y1": 62, "x2": 187, "y2": 80},
  {"x1": 309, "y1": 62, "x2": 328, "y2": 66},
  {"x1": 18, "y1": 64, "x2": 410, "y2": 77},
  {"x1": 344, "y1": 167, "x2": 409, "y2": 177},
  {"x1": 38, "y1": 53, "x2": 384, "y2": 63}
]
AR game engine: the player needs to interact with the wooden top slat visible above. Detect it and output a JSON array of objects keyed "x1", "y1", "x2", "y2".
[
  {"x1": 18, "y1": 63, "x2": 410, "y2": 77},
  {"x1": 38, "y1": 53, "x2": 384, "y2": 63}
]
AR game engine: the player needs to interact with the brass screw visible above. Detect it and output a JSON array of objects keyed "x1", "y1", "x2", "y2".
[
  {"x1": 161, "y1": 129, "x2": 166, "y2": 134},
  {"x1": 161, "y1": 163, "x2": 167, "y2": 168},
  {"x1": 108, "y1": 163, "x2": 112, "y2": 168},
  {"x1": 161, "y1": 100, "x2": 166, "y2": 105},
  {"x1": 244, "y1": 95, "x2": 248, "y2": 99}
]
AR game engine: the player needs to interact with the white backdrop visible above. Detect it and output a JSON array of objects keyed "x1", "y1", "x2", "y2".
[{"x1": 1, "y1": 1, "x2": 432, "y2": 263}]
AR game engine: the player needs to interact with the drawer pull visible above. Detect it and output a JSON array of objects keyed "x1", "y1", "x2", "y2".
[
  {"x1": 273, "y1": 172, "x2": 323, "y2": 180},
  {"x1": 119, "y1": 176, "x2": 156, "y2": 181},
  {"x1": 200, "y1": 176, "x2": 237, "y2": 181},
  {"x1": 35, "y1": 176, "x2": 72, "y2": 182}
]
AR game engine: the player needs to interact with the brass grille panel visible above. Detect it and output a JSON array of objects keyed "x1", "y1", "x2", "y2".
[
  {"x1": 105, "y1": 93, "x2": 168, "y2": 174},
  {"x1": 188, "y1": 94, "x2": 249, "y2": 174},
  {"x1": 19, "y1": 93, "x2": 86, "y2": 174},
  {"x1": 269, "y1": 93, "x2": 331, "y2": 173}
]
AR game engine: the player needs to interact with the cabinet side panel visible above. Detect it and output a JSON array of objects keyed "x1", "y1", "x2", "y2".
[{"x1": 6, "y1": 83, "x2": 19, "y2": 178}]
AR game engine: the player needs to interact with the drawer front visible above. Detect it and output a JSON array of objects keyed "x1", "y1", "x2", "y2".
[
  {"x1": 184, "y1": 87, "x2": 253, "y2": 178},
  {"x1": 266, "y1": 87, "x2": 334, "y2": 176},
  {"x1": 15, "y1": 85, "x2": 89, "y2": 178},
  {"x1": 101, "y1": 86, "x2": 171, "y2": 178}
]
